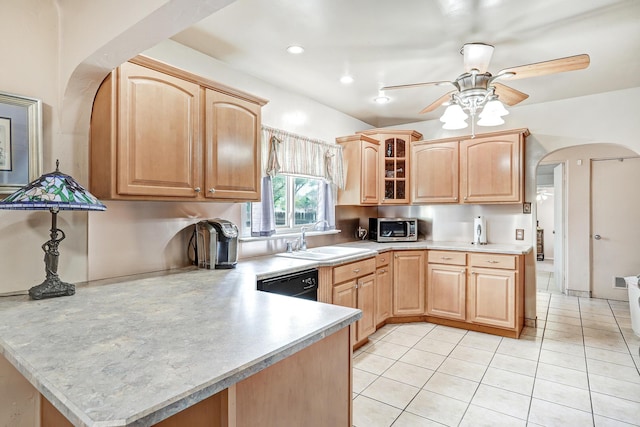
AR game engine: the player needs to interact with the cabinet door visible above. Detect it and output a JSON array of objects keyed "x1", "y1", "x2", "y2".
[
  {"x1": 393, "y1": 251, "x2": 426, "y2": 316},
  {"x1": 426, "y1": 264, "x2": 466, "y2": 321},
  {"x1": 381, "y1": 136, "x2": 409, "y2": 204},
  {"x1": 375, "y1": 266, "x2": 392, "y2": 324},
  {"x1": 468, "y1": 267, "x2": 516, "y2": 328},
  {"x1": 333, "y1": 280, "x2": 358, "y2": 344},
  {"x1": 357, "y1": 274, "x2": 377, "y2": 340},
  {"x1": 204, "y1": 89, "x2": 261, "y2": 201},
  {"x1": 412, "y1": 141, "x2": 459, "y2": 203},
  {"x1": 460, "y1": 133, "x2": 522, "y2": 203},
  {"x1": 361, "y1": 141, "x2": 380, "y2": 204},
  {"x1": 117, "y1": 62, "x2": 201, "y2": 197}
]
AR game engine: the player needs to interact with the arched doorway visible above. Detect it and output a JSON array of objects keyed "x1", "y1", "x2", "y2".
[{"x1": 535, "y1": 143, "x2": 638, "y2": 299}]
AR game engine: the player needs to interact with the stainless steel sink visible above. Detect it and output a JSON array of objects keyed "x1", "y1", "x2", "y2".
[{"x1": 275, "y1": 246, "x2": 373, "y2": 261}]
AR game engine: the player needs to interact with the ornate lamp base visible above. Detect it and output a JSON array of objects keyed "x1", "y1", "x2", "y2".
[{"x1": 29, "y1": 277, "x2": 75, "y2": 300}]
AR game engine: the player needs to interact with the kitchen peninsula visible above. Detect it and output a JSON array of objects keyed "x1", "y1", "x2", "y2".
[{"x1": 0, "y1": 257, "x2": 361, "y2": 426}]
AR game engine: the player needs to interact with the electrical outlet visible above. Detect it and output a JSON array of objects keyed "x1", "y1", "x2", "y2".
[{"x1": 515, "y1": 229, "x2": 524, "y2": 240}]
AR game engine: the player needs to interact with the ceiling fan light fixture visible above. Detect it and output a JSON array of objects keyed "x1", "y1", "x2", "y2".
[
  {"x1": 461, "y1": 43, "x2": 495, "y2": 73},
  {"x1": 480, "y1": 99, "x2": 509, "y2": 118},
  {"x1": 442, "y1": 119, "x2": 468, "y2": 130},
  {"x1": 440, "y1": 103, "x2": 468, "y2": 123},
  {"x1": 477, "y1": 114, "x2": 505, "y2": 127}
]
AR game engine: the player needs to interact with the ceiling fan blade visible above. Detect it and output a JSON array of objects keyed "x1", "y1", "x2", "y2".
[
  {"x1": 419, "y1": 91, "x2": 455, "y2": 114},
  {"x1": 497, "y1": 54, "x2": 590, "y2": 80},
  {"x1": 380, "y1": 81, "x2": 453, "y2": 91},
  {"x1": 493, "y1": 83, "x2": 529, "y2": 106},
  {"x1": 462, "y1": 43, "x2": 494, "y2": 73}
]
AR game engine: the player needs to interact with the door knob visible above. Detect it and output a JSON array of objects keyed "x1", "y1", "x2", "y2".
[{"x1": 594, "y1": 234, "x2": 601, "y2": 240}]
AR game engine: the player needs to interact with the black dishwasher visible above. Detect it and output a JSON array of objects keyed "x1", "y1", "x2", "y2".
[{"x1": 257, "y1": 269, "x2": 319, "y2": 301}]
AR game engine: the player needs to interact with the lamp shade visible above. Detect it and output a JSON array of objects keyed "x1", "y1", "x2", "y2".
[
  {"x1": 480, "y1": 99, "x2": 509, "y2": 118},
  {"x1": 0, "y1": 165, "x2": 105, "y2": 212},
  {"x1": 440, "y1": 104, "x2": 468, "y2": 123}
]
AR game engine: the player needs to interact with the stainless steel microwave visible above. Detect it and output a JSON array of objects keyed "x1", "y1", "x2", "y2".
[{"x1": 369, "y1": 218, "x2": 418, "y2": 242}]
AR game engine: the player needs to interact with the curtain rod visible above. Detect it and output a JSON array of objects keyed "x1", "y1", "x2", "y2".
[{"x1": 261, "y1": 125, "x2": 335, "y2": 147}]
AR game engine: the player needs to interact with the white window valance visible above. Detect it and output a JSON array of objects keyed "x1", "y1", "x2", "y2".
[{"x1": 261, "y1": 125, "x2": 345, "y2": 189}]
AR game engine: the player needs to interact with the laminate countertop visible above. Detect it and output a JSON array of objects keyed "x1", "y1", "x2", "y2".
[{"x1": 0, "y1": 257, "x2": 360, "y2": 427}]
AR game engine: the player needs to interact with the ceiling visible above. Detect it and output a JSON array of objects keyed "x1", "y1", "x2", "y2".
[{"x1": 172, "y1": 0, "x2": 640, "y2": 128}]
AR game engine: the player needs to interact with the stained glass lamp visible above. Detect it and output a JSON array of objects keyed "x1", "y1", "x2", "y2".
[{"x1": 0, "y1": 160, "x2": 106, "y2": 299}]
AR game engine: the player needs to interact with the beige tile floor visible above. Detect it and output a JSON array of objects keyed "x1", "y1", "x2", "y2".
[{"x1": 352, "y1": 292, "x2": 640, "y2": 426}]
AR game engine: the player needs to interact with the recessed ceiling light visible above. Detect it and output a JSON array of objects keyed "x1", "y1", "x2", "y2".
[
  {"x1": 286, "y1": 45, "x2": 305, "y2": 54},
  {"x1": 374, "y1": 96, "x2": 390, "y2": 104},
  {"x1": 340, "y1": 75, "x2": 354, "y2": 85}
]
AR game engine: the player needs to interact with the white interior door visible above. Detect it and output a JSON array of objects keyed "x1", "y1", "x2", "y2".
[
  {"x1": 553, "y1": 164, "x2": 565, "y2": 293},
  {"x1": 591, "y1": 157, "x2": 640, "y2": 300}
]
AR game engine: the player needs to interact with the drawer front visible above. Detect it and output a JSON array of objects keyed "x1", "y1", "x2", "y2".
[
  {"x1": 469, "y1": 253, "x2": 517, "y2": 270},
  {"x1": 334, "y1": 257, "x2": 376, "y2": 284},
  {"x1": 428, "y1": 250, "x2": 466, "y2": 266},
  {"x1": 376, "y1": 252, "x2": 390, "y2": 268}
]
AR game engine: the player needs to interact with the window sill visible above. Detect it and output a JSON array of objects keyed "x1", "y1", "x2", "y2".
[{"x1": 239, "y1": 229, "x2": 341, "y2": 242}]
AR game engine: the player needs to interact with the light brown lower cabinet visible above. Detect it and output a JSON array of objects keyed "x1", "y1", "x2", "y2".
[
  {"x1": 42, "y1": 327, "x2": 352, "y2": 427},
  {"x1": 392, "y1": 250, "x2": 426, "y2": 316},
  {"x1": 425, "y1": 251, "x2": 524, "y2": 338},
  {"x1": 468, "y1": 267, "x2": 517, "y2": 329},
  {"x1": 426, "y1": 264, "x2": 467, "y2": 321},
  {"x1": 375, "y1": 253, "x2": 392, "y2": 325},
  {"x1": 332, "y1": 257, "x2": 377, "y2": 346}
]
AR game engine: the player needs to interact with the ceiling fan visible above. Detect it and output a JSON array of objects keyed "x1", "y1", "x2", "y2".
[{"x1": 381, "y1": 43, "x2": 590, "y2": 132}]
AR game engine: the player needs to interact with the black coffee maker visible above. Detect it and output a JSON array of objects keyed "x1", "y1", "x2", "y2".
[{"x1": 194, "y1": 219, "x2": 238, "y2": 269}]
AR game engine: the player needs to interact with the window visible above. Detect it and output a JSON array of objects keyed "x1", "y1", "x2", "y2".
[
  {"x1": 272, "y1": 175, "x2": 321, "y2": 231},
  {"x1": 243, "y1": 174, "x2": 333, "y2": 238}
]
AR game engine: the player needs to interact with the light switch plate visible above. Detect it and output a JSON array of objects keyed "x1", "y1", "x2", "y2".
[{"x1": 515, "y1": 229, "x2": 524, "y2": 240}]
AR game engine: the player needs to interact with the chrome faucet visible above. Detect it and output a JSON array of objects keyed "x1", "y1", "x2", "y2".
[{"x1": 300, "y1": 220, "x2": 330, "y2": 251}]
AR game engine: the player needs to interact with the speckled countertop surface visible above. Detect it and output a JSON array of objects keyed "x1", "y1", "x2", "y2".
[
  {"x1": 0, "y1": 258, "x2": 360, "y2": 427},
  {"x1": 0, "y1": 240, "x2": 530, "y2": 426}
]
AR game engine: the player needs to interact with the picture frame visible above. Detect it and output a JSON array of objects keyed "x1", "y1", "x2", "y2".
[{"x1": 0, "y1": 91, "x2": 43, "y2": 195}]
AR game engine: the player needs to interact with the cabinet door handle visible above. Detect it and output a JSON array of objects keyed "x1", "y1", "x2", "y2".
[
  {"x1": 378, "y1": 269, "x2": 386, "y2": 274},
  {"x1": 461, "y1": 270, "x2": 465, "y2": 274},
  {"x1": 194, "y1": 187, "x2": 201, "y2": 193},
  {"x1": 354, "y1": 283, "x2": 359, "y2": 289},
  {"x1": 209, "y1": 188, "x2": 216, "y2": 193},
  {"x1": 463, "y1": 196, "x2": 468, "y2": 200}
]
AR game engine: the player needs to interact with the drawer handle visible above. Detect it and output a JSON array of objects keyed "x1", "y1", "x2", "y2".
[
  {"x1": 303, "y1": 284, "x2": 315, "y2": 290},
  {"x1": 487, "y1": 260, "x2": 499, "y2": 264},
  {"x1": 381, "y1": 258, "x2": 385, "y2": 262},
  {"x1": 378, "y1": 269, "x2": 386, "y2": 274},
  {"x1": 353, "y1": 268, "x2": 360, "y2": 273},
  {"x1": 441, "y1": 256, "x2": 452, "y2": 260}
]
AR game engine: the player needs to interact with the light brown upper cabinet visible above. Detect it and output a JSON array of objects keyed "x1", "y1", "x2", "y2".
[
  {"x1": 411, "y1": 128, "x2": 528, "y2": 204},
  {"x1": 336, "y1": 134, "x2": 380, "y2": 205},
  {"x1": 412, "y1": 140, "x2": 459, "y2": 203},
  {"x1": 357, "y1": 129, "x2": 423, "y2": 205},
  {"x1": 460, "y1": 131, "x2": 526, "y2": 203},
  {"x1": 90, "y1": 55, "x2": 267, "y2": 202}
]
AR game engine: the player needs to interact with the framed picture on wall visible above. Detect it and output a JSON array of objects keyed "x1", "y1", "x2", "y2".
[
  {"x1": 0, "y1": 117, "x2": 11, "y2": 171},
  {"x1": 0, "y1": 92, "x2": 43, "y2": 195}
]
